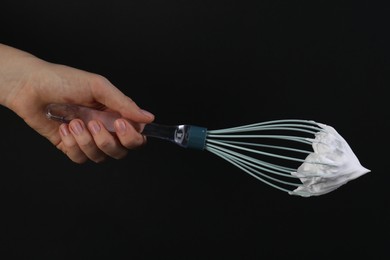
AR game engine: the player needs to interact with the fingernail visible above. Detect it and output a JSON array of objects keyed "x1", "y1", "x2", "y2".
[
  {"x1": 139, "y1": 109, "x2": 154, "y2": 119},
  {"x1": 60, "y1": 124, "x2": 69, "y2": 137},
  {"x1": 89, "y1": 121, "x2": 101, "y2": 135},
  {"x1": 115, "y1": 119, "x2": 127, "y2": 135},
  {"x1": 70, "y1": 121, "x2": 84, "y2": 135}
]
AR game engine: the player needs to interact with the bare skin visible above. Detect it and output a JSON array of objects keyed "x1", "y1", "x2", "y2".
[{"x1": 0, "y1": 43, "x2": 155, "y2": 163}]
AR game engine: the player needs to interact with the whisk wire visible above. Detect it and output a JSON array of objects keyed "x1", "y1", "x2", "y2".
[
  {"x1": 204, "y1": 120, "x2": 324, "y2": 194},
  {"x1": 206, "y1": 138, "x2": 308, "y2": 163},
  {"x1": 206, "y1": 145, "x2": 298, "y2": 194},
  {"x1": 208, "y1": 120, "x2": 322, "y2": 134},
  {"x1": 206, "y1": 142, "x2": 299, "y2": 177},
  {"x1": 207, "y1": 134, "x2": 313, "y2": 145},
  {"x1": 214, "y1": 140, "x2": 313, "y2": 155}
]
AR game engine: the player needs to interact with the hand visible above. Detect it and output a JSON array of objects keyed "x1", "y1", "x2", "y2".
[{"x1": 0, "y1": 43, "x2": 154, "y2": 163}]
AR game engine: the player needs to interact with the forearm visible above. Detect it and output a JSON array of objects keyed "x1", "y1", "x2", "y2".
[{"x1": 0, "y1": 43, "x2": 39, "y2": 109}]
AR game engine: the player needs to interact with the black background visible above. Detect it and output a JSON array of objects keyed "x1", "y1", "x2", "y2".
[{"x1": 1, "y1": 0, "x2": 389, "y2": 259}]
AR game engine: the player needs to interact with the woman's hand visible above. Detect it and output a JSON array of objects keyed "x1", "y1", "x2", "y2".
[{"x1": 0, "y1": 43, "x2": 154, "y2": 163}]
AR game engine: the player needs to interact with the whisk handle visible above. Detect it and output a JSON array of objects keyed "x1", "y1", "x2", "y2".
[
  {"x1": 45, "y1": 103, "x2": 207, "y2": 150},
  {"x1": 143, "y1": 123, "x2": 207, "y2": 150}
]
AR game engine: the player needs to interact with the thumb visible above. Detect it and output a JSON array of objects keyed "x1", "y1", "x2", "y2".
[{"x1": 92, "y1": 77, "x2": 155, "y2": 123}]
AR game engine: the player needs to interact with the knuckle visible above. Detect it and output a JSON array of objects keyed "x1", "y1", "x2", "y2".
[
  {"x1": 92, "y1": 156, "x2": 107, "y2": 164},
  {"x1": 90, "y1": 74, "x2": 111, "y2": 97},
  {"x1": 65, "y1": 142, "x2": 79, "y2": 150},
  {"x1": 96, "y1": 138, "x2": 113, "y2": 150},
  {"x1": 66, "y1": 151, "x2": 88, "y2": 164},
  {"x1": 123, "y1": 136, "x2": 144, "y2": 149},
  {"x1": 72, "y1": 157, "x2": 88, "y2": 164},
  {"x1": 91, "y1": 74, "x2": 109, "y2": 86},
  {"x1": 112, "y1": 150, "x2": 128, "y2": 160},
  {"x1": 78, "y1": 138, "x2": 94, "y2": 149}
]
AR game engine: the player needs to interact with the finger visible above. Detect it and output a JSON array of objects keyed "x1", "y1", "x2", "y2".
[
  {"x1": 58, "y1": 123, "x2": 88, "y2": 164},
  {"x1": 87, "y1": 120, "x2": 128, "y2": 159},
  {"x1": 91, "y1": 77, "x2": 155, "y2": 123},
  {"x1": 68, "y1": 119, "x2": 107, "y2": 163},
  {"x1": 114, "y1": 119, "x2": 147, "y2": 149}
]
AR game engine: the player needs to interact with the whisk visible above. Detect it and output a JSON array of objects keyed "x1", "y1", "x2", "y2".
[{"x1": 45, "y1": 103, "x2": 370, "y2": 197}]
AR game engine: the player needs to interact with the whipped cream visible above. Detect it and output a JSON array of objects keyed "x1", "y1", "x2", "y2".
[{"x1": 290, "y1": 123, "x2": 370, "y2": 197}]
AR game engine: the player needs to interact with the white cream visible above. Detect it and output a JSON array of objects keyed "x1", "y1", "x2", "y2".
[{"x1": 289, "y1": 123, "x2": 370, "y2": 197}]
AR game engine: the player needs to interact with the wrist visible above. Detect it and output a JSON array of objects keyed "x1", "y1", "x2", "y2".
[{"x1": 0, "y1": 44, "x2": 41, "y2": 110}]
